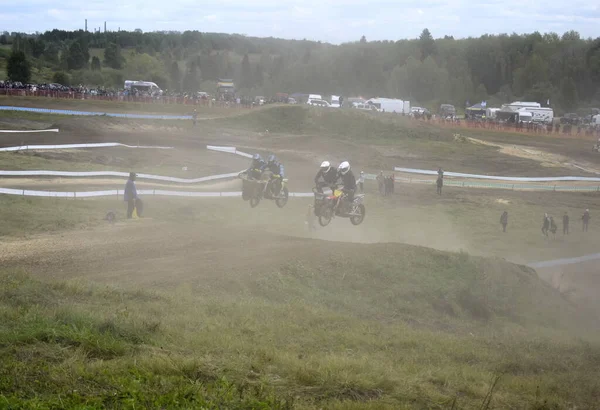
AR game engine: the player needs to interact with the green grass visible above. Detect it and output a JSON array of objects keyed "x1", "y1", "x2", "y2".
[
  {"x1": 1, "y1": 246, "x2": 600, "y2": 409},
  {"x1": 0, "y1": 196, "x2": 115, "y2": 237}
]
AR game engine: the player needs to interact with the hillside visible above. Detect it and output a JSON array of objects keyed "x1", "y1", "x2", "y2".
[{"x1": 2, "y1": 230, "x2": 599, "y2": 409}]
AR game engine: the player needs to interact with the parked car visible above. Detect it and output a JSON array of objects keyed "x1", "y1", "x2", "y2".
[
  {"x1": 560, "y1": 113, "x2": 580, "y2": 125},
  {"x1": 308, "y1": 99, "x2": 331, "y2": 107},
  {"x1": 352, "y1": 102, "x2": 376, "y2": 111}
]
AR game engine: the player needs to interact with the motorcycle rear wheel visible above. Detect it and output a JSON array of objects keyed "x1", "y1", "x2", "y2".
[{"x1": 350, "y1": 204, "x2": 366, "y2": 225}]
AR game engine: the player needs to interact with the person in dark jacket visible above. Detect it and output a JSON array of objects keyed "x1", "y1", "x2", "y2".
[
  {"x1": 376, "y1": 171, "x2": 385, "y2": 196},
  {"x1": 314, "y1": 160, "x2": 338, "y2": 192},
  {"x1": 541, "y1": 213, "x2": 550, "y2": 237},
  {"x1": 500, "y1": 211, "x2": 508, "y2": 232},
  {"x1": 550, "y1": 216, "x2": 557, "y2": 238},
  {"x1": 337, "y1": 161, "x2": 356, "y2": 212},
  {"x1": 124, "y1": 172, "x2": 138, "y2": 219},
  {"x1": 265, "y1": 154, "x2": 285, "y2": 196},
  {"x1": 246, "y1": 154, "x2": 266, "y2": 180},
  {"x1": 582, "y1": 209, "x2": 591, "y2": 232},
  {"x1": 436, "y1": 176, "x2": 443, "y2": 195},
  {"x1": 563, "y1": 212, "x2": 569, "y2": 235}
]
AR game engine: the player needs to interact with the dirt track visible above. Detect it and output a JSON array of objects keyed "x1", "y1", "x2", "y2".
[{"x1": 2, "y1": 114, "x2": 600, "y2": 314}]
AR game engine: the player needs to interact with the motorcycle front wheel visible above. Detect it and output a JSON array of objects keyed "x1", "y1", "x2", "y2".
[
  {"x1": 250, "y1": 196, "x2": 261, "y2": 208},
  {"x1": 350, "y1": 204, "x2": 366, "y2": 225},
  {"x1": 275, "y1": 187, "x2": 289, "y2": 208},
  {"x1": 318, "y1": 207, "x2": 333, "y2": 226}
]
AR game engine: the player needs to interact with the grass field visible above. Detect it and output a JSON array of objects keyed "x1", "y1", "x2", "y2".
[
  {"x1": 2, "y1": 244, "x2": 600, "y2": 409},
  {"x1": 2, "y1": 104, "x2": 600, "y2": 408}
]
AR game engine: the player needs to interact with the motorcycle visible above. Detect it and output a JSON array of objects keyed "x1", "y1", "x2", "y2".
[
  {"x1": 312, "y1": 185, "x2": 366, "y2": 226},
  {"x1": 240, "y1": 170, "x2": 289, "y2": 208}
]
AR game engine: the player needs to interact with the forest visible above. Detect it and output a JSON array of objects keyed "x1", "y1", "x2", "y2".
[{"x1": 1, "y1": 28, "x2": 600, "y2": 112}]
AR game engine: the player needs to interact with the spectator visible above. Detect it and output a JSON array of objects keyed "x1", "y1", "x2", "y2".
[
  {"x1": 124, "y1": 172, "x2": 139, "y2": 219},
  {"x1": 550, "y1": 216, "x2": 557, "y2": 238},
  {"x1": 582, "y1": 209, "x2": 590, "y2": 232},
  {"x1": 500, "y1": 211, "x2": 508, "y2": 232},
  {"x1": 562, "y1": 212, "x2": 569, "y2": 235},
  {"x1": 436, "y1": 175, "x2": 443, "y2": 195},
  {"x1": 358, "y1": 171, "x2": 365, "y2": 193},
  {"x1": 541, "y1": 213, "x2": 550, "y2": 237},
  {"x1": 376, "y1": 171, "x2": 385, "y2": 196}
]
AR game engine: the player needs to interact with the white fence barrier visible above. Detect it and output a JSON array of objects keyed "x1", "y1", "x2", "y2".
[
  {"x1": 207, "y1": 145, "x2": 253, "y2": 158},
  {"x1": 0, "y1": 170, "x2": 242, "y2": 184},
  {"x1": 394, "y1": 167, "x2": 600, "y2": 182},
  {"x1": 0, "y1": 142, "x2": 174, "y2": 152},
  {"x1": 0, "y1": 187, "x2": 315, "y2": 198},
  {"x1": 529, "y1": 253, "x2": 600, "y2": 269},
  {"x1": 0, "y1": 129, "x2": 59, "y2": 133}
]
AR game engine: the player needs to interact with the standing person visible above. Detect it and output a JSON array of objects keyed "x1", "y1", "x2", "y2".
[
  {"x1": 124, "y1": 172, "x2": 138, "y2": 219},
  {"x1": 541, "y1": 213, "x2": 550, "y2": 237},
  {"x1": 358, "y1": 171, "x2": 365, "y2": 193},
  {"x1": 500, "y1": 211, "x2": 508, "y2": 233},
  {"x1": 582, "y1": 209, "x2": 591, "y2": 232},
  {"x1": 192, "y1": 109, "x2": 198, "y2": 127},
  {"x1": 384, "y1": 176, "x2": 392, "y2": 196},
  {"x1": 550, "y1": 216, "x2": 558, "y2": 238},
  {"x1": 376, "y1": 171, "x2": 385, "y2": 196},
  {"x1": 563, "y1": 212, "x2": 569, "y2": 235},
  {"x1": 436, "y1": 175, "x2": 443, "y2": 196}
]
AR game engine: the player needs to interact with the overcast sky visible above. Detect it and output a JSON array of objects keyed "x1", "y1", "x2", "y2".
[{"x1": 2, "y1": 0, "x2": 599, "y2": 43}]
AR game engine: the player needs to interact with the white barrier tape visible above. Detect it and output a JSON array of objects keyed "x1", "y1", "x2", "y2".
[
  {"x1": 0, "y1": 187, "x2": 315, "y2": 198},
  {"x1": 529, "y1": 253, "x2": 600, "y2": 269},
  {"x1": 0, "y1": 142, "x2": 173, "y2": 152},
  {"x1": 207, "y1": 145, "x2": 253, "y2": 158},
  {"x1": 394, "y1": 167, "x2": 600, "y2": 182},
  {"x1": 0, "y1": 129, "x2": 59, "y2": 133},
  {"x1": 0, "y1": 170, "x2": 242, "y2": 184}
]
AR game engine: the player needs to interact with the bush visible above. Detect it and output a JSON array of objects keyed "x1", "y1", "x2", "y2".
[{"x1": 52, "y1": 71, "x2": 70, "y2": 86}]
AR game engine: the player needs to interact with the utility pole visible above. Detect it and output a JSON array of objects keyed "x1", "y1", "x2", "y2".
[
  {"x1": 85, "y1": 19, "x2": 87, "y2": 32},
  {"x1": 104, "y1": 21, "x2": 106, "y2": 33}
]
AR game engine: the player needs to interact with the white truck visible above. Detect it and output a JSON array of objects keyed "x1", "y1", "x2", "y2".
[
  {"x1": 366, "y1": 98, "x2": 410, "y2": 114},
  {"x1": 516, "y1": 111, "x2": 533, "y2": 123},
  {"x1": 519, "y1": 107, "x2": 553, "y2": 124}
]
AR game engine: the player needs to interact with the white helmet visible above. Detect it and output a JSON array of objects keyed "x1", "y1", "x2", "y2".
[
  {"x1": 338, "y1": 161, "x2": 350, "y2": 175},
  {"x1": 320, "y1": 161, "x2": 331, "y2": 173}
]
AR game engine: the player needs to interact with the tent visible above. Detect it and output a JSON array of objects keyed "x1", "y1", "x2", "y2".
[{"x1": 465, "y1": 103, "x2": 487, "y2": 119}]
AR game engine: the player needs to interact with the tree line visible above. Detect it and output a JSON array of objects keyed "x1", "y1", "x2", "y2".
[{"x1": 2, "y1": 28, "x2": 599, "y2": 112}]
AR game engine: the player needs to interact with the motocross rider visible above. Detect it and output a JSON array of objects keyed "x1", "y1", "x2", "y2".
[
  {"x1": 265, "y1": 154, "x2": 285, "y2": 196},
  {"x1": 245, "y1": 154, "x2": 266, "y2": 180},
  {"x1": 337, "y1": 161, "x2": 356, "y2": 212},
  {"x1": 314, "y1": 161, "x2": 339, "y2": 192}
]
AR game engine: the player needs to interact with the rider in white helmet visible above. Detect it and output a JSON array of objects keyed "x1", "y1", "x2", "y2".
[
  {"x1": 314, "y1": 160, "x2": 339, "y2": 192},
  {"x1": 337, "y1": 161, "x2": 356, "y2": 210}
]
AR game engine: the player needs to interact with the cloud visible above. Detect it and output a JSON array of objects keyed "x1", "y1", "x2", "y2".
[{"x1": 2, "y1": 0, "x2": 599, "y2": 43}]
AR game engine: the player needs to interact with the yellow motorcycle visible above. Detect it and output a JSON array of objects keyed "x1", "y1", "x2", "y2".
[{"x1": 313, "y1": 185, "x2": 365, "y2": 226}]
